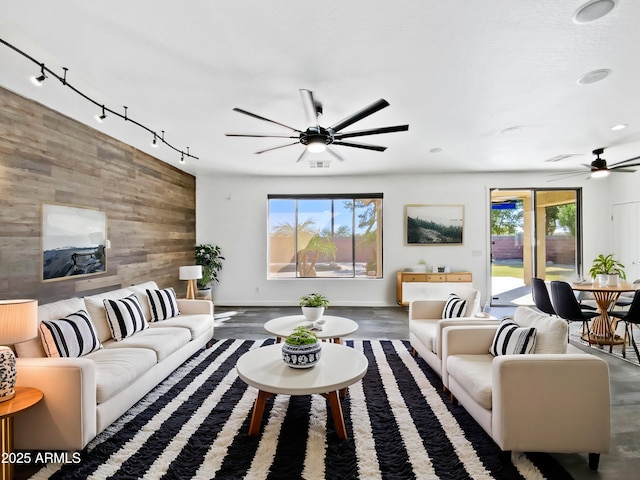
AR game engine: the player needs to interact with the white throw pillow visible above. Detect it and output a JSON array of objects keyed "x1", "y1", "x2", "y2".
[
  {"x1": 103, "y1": 294, "x2": 149, "y2": 341},
  {"x1": 442, "y1": 294, "x2": 467, "y2": 319},
  {"x1": 490, "y1": 317, "x2": 536, "y2": 356},
  {"x1": 513, "y1": 306, "x2": 568, "y2": 354},
  {"x1": 40, "y1": 309, "x2": 102, "y2": 358},
  {"x1": 146, "y1": 288, "x2": 180, "y2": 321}
]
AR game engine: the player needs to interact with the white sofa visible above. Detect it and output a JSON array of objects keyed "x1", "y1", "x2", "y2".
[
  {"x1": 13, "y1": 281, "x2": 214, "y2": 451},
  {"x1": 409, "y1": 286, "x2": 499, "y2": 376},
  {"x1": 441, "y1": 306, "x2": 610, "y2": 470}
]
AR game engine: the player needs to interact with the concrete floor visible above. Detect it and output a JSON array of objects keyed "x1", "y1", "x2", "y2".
[{"x1": 214, "y1": 304, "x2": 640, "y2": 480}]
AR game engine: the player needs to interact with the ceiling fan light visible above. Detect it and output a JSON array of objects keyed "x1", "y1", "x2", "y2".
[
  {"x1": 307, "y1": 141, "x2": 327, "y2": 153},
  {"x1": 591, "y1": 169, "x2": 610, "y2": 178}
]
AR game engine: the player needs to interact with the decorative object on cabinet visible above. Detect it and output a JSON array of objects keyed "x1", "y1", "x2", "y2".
[
  {"x1": 397, "y1": 271, "x2": 473, "y2": 305},
  {"x1": 179, "y1": 265, "x2": 203, "y2": 300},
  {"x1": 405, "y1": 204, "x2": 464, "y2": 245},
  {"x1": 0, "y1": 299, "x2": 38, "y2": 402},
  {"x1": 42, "y1": 204, "x2": 107, "y2": 281}
]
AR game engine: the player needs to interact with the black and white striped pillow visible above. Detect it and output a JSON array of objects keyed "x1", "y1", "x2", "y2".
[
  {"x1": 146, "y1": 288, "x2": 180, "y2": 321},
  {"x1": 104, "y1": 294, "x2": 149, "y2": 341},
  {"x1": 442, "y1": 293, "x2": 467, "y2": 319},
  {"x1": 490, "y1": 317, "x2": 536, "y2": 356},
  {"x1": 40, "y1": 309, "x2": 102, "y2": 358}
]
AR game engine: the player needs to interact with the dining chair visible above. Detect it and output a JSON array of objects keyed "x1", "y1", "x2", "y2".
[
  {"x1": 610, "y1": 290, "x2": 640, "y2": 360},
  {"x1": 614, "y1": 279, "x2": 640, "y2": 309},
  {"x1": 550, "y1": 281, "x2": 600, "y2": 343},
  {"x1": 531, "y1": 277, "x2": 556, "y2": 315}
]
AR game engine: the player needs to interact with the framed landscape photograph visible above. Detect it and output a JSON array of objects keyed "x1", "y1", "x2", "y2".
[
  {"x1": 405, "y1": 204, "x2": 464, "y2": 245},
  {"x1": 42, "y1": 204, "x2": 107, "y2": 281}
]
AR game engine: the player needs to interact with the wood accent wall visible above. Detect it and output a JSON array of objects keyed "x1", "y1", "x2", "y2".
[{"x1": 0, "y1": 86, "x2": 196, "y2": 304}]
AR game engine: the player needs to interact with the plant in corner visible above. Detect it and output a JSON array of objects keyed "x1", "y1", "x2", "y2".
[
  {"x1": 588, "y1": 254, "x2": 626, "y2": 286},
  {"x1": 195, "y1": 244, "x2": 225, "y2": 290},
  {"x1": 299, "y1": 293, "x2": 329, "y2": 322},
  {"x1": 282, "y1": 326, "x2": 321, "y2": 368}
]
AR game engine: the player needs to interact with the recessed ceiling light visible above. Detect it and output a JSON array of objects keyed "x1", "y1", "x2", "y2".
[
  {"x1": 429, "y1": 147, "x2": 443, "y2": 153},
  {"x1": 573, "y1": 0, "x2": 616, "y2": 24},
  {"x1": 500, "y1": 126, "x2": 523, "y2": 135},
  {"x1": 577, "y1": 69, "x2": 611, "y2": 85},
  {"x1": 611, "y1": 123, "x2": 627, "y2": 131}
]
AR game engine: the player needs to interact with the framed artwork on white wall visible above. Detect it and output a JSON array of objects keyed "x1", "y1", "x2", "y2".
[{"x1": 405, "y1": 204, "x2": 464, "y2": 245}]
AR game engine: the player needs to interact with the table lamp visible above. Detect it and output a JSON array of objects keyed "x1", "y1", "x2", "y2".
[
  {"x1": 179, "y1": 265, "x2": 203, "y2": 300},
  {"x1": 0, "y1": 299, "x2": 38, "y2": 402}
]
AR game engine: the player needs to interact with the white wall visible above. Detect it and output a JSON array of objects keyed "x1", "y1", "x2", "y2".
[{"x1": 196, "y1": 171, "x2": 611, "y2": 306}]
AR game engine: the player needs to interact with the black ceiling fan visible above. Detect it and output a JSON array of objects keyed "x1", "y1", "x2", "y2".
[
  {"x1": 548, "y1": 147, "x2": 640, "y2": 180},
  {"x1": 226, "y1": 89, "x2": 409, "y2": 163}
]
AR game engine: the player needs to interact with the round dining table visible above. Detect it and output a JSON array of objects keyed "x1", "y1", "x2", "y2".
[{"x1": 571, "y1": 281, "x2": 640, "y2": 348}]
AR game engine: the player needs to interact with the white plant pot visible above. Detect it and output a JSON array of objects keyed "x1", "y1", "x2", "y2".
[
  {"x1": 607, "y1": 274, "x2": 619, "y2": 286},
  {"x1": 596, "y1": 274, "x2": 608, "y2": 286},
  {"x1": 301, "y1": 306, "x2": 325, "y2": 322}
]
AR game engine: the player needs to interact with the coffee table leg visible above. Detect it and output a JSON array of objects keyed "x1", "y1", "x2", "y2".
[
  {"x1": 248, "y1": 390, "x2": 272, "y2": 436},
  {"x1": 323, "y1": 391, "x2": 348, "y2": 439}
]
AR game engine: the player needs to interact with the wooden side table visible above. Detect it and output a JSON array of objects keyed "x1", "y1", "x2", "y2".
[{"x1": 0, "y1": 387, "x2": 43, "y2": 480}]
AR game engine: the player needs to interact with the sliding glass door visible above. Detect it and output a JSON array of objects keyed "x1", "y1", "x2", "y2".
[{"x1": 489, "y1": 188, "x2": 582, "y2": 306}]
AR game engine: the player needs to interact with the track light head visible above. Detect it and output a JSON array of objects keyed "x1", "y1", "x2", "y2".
[
  {"x1": 180, "y1": 152, "x2": 185, "y2": 163},
  {"x1": 31, "y1": 64, "x2": 47, "y2": 86},
  {"x1": 152, "y1": 134, "x2": 158, "y2": 147},
  {"x1": 95, "y1": 106, "x2": 107, "y2": 123}
]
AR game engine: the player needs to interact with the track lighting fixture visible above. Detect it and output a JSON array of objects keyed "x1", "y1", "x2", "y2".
[
  {"x1": 95, "y1": 105, "x2": 107, "y2": 123},
  {"x1": 0, "y1": 37, "x2": 199, "y2": 163},
  {"x1": 152, "y1": 133, "x2": 158, "y2": 147},
  {"x1": 31, "y1": 63, "x2": 47, "y2": 86}
]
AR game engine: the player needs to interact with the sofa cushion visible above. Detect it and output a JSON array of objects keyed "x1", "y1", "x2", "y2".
[
  {"x1": 15, "y1": 297, "x2": 88, "y2": 358},
  {"x1": 103, "y1": 294, "x2": 149, "y2": 341},
  {"x1": 39, "y1": 309, "x2": 102, "y2": 358},
  {"x1": 148, "y1": 314, "x2": 212, "y2": 340},
  {"x1": 490, "y1": 318, "x2": 536, "y2": 356},
  {"x1": 447, "y1": 354, "x2": 494, "y2": 409},
  {"x1": 85, "y1": 347, "x2": 157, "y2": 404},
  {"x1": 84, "y1": 288, "x2": 136, "y2": 343},
  {"x1": 128, "y1": 281, "x2": 160, "y2": 321},
  {"x1": 408, "y1": 320, "x2": 437, "y2": 353},
  {"x1": 104, "y1": 327, "x2": 191, "y2": 361},
  {"x1": 513, "y1": 306, "x2": 568, "y2": 354},
  {"x1": 442, "y1": 294, "x2": 467, "y2": 319},
  {"x1": 146, "y1": 288, "x2": 180, "y2": 321}
]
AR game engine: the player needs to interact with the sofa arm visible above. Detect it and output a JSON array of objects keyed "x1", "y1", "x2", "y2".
[
  {"x1": 441, "y1": 325, "x2": 497, "y2": 387},
  {"x1": 177, "y1": 299, "x2": 214, "y2": 316},
  {"x1": 434, "y1": 317, "x2": 499, "y2": 356},
  {"x1": 15, "y1": 357, "x2": 97, "y2": 451},
  {"x1": 409, "y1": 300, "x2": 446, "y2": 320},
  {"x1": 492, "y1": 354, "x2": 610, "y2": 454}
]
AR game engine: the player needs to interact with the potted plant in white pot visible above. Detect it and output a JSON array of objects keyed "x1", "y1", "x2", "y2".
[
  {"x1": 588, "y1": 254, "x2": 626, "y2": 286},
  {"x1": 299, "y1": 293, "x2": 329, "y2": 322},
  {"x1": 281, "y1": 326, "x2": 321, "y2": 368},
  {"x1": 195, "y1": 244, "x2": 225, "y2": 297}
]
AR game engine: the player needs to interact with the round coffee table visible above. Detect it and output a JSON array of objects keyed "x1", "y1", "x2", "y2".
[
  {"x1": 236, "y1": 342, "x2": 368, "y2": 439},
  {"x1": 264, "y1": 315, "x2": 358, "y2": 344}
]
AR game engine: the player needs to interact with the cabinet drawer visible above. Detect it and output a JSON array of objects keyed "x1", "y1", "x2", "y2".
[
  {"x1": 426, "y1": 274, "x2": 446, "y2": 282},
  {"x1": 402, "y1": 273, "x2": 427, "y2": 282},
  {"x1": 446, "y1": 273, "x2": 472, "y2": 282}
]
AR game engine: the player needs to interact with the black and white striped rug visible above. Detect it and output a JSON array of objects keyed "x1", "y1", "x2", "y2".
[{"x1": 29, "y1": 339, "x2": 572, "y2": 479}]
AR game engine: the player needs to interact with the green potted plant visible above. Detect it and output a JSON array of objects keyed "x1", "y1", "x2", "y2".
[
  {"x1": 299, "y1": 293, "x2": 329, "y2": 322},
  {"x1": 195, "y1": 244, "x2": 225, "y2": 295},
  {"x1": 588, "y1": 254, "x2": 626, "y2": 286},
  {"x1": 282, "y1": 326, "x2": 321, "y2": 368}
]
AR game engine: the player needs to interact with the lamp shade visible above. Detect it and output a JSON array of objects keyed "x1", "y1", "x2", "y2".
[
  {"x1": 179, "y1": 265, "x2": 203, "y2": 280},
  {"x1": 0, "y1": 299, "x2": 38, "y2": 345}
]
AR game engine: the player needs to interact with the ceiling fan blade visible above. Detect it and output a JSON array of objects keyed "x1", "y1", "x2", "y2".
[
  {"x1": 609, "y1": 155, "x2": 640, "y2": 168},
  {"x1": 332, "y1": 140, "x2": 387, "y2": 152},
  {"x1": 233, "y1": 108, "x2": 301, "y2": 133},
  {"x1": 300, "y1": 89, "x2": 319, "y2": 127},
  {"x1": 226, "y1": 133, "x2": 299, "y2": 138},
  {"x1": 295, "y1": 148, "x2": 309, "y2": 163},
  {"x1": 610, "y1": 168, "x2": 638, "y2": 173},
  {"x1": 326, "y1": 146, "x2": 345, "y2": 161},
  {"x1": 255, "y1": 141, "x2": 300, "y2": 154},
  {"x1": 333, "y1": 124, "x2": 410, "y2": 139},
  {"x1": 329, "y1": 99, "x2": 389, "y2": 133}
]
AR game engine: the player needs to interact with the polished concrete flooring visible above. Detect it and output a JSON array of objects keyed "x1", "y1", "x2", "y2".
[{"x1": 213, "y1": 304, "x2": 640, "y2": 480}]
